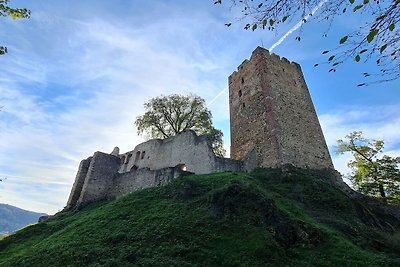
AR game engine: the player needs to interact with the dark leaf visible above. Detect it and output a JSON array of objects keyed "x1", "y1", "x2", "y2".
[
  {"x1": 380, "y1": 44, "x2": 387, "y2": 53},
  {"x1": 262, "y1": 19, "x2": 267, "y2": 27},
  {"x1": 353, "y1": 5, "x2": 363, "y2": 12},
  {"x1": 269, "y1": 19, "x2": 275, "y2": 26},
  {"x1": 340, "y1": 36, "x2": 348, "y2": 44},
  {"x1": 355, "y1": 55, "x2": 361, "y2": 62},
  {"x1": 367, "y1": 29, "x2": 379, "y2": 43}
]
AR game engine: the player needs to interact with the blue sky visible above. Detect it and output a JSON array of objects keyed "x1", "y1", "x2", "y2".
[{"x1": 1, "y1": 0, "x2": 399, "y2": 214}]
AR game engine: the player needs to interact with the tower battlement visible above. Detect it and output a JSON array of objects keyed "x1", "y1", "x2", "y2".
[
  {"x1": 65, "y1": 47, "x2": 334, "y2": 210},
  {"x1": 229, "y1": 46, "x2": 333, "y2": 169}
]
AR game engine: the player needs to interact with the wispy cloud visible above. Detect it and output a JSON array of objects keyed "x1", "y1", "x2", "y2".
[
  {"x1": 320, "y1": 105, "x2": 400, "y2": 176},
  {"x1": 2, "y1": 0, "x2": 398, "y2": 215},
  {"x1": 0, "y1": 3, "x2": 251, "y2": 214}
]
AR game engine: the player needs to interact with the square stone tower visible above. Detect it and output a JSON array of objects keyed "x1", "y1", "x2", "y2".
[{"x1": 229, "y1": 47, "x2": 333, "y2": 169}]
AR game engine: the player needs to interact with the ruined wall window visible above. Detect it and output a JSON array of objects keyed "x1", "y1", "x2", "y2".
[
  {"x1": 126, "y1": 153, "x2": 132, "y2": 164},
  {"x1": 135, "y1": 151, "x2": 141, "y2": 161},
  {"x1": 176, "y1": 164, "x2": 187, "y2": 171},
  {"x1": 241, "y1": 77, "x2": 244, "y2": 84},
  {"x1": 242, "y1": 103, "x2": 245, "y2": 108},
  {"x1": 131, "y1": 165, "x2": 138, "y2": 171},
  {"x1": 238, "y1": 90, "x2": 242, "y2": 97},
  {"x1": 141, "y1": 151, "x2": 146, "y2": 159},
  {"x1": 120, "y1": 155, "x2": 126, "y2": 164}
]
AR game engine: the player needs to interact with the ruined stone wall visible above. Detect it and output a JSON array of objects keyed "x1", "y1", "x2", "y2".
[
  {"x1": 108, "y1": 167, "x2": 189, "y2": 199},
  {"x1": 65, "y1": 131, "x2": 242, "y2": 210},
  {"x1": 65, "y1": 47, "x2": 335, "y2": 211},
  {"x1": 118, "y1": 130, "x2": 240, "y2": 175},
  {"x1": 229, "y1": 47, "x2": 333, "y2": 169},
  {"x1": 74, "y1": 152, "x2": 121, "y2": 206},
  {"x1": 65, "y1": 157, "x2": 92, "y2": 209}
]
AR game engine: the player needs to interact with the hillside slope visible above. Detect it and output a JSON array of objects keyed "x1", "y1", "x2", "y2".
[
  {"x1": 0, "y1": 204, "x2": 46, "y2": 235},
  {"x1": 0, "y1": 168, "x2": 399, "y2": 266}
]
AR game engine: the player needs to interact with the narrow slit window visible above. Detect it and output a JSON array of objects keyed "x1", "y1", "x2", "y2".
[
  {"x1": 126, "y1": 153, "x2": 132, "y2": 164},
  {"x1": 135, "y1": 151, "x2": 141, "y2": 161},
  {"x1": 141, "y1": 151, "x2": 146, "y2": 159},
  {"x1": 131, "y1": 165, "x2": 138, "y2": 171},
  {"x1": 238, "y1": 90, "x2": 242, "y2": 97}
]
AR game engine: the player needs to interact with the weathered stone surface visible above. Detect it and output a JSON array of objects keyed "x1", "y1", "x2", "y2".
[
  {"x1": 65, "y1": 47, "x2": 335, "y2": 210},
  {"x1": 229, "y1": 47, "x2": 333, "y2": 169},
  {"x1": 118, "y1": 131, "x2": 241, "y2": 175},
  {"x1": 111, "y1": 147, "x2": 120, "y2": 156},
  {"x1": 65, "y1": 157, "x2": 92, "y2": 209},
  {"x1": 65, "y1": 131, "x2": 242, "y2": 209}
]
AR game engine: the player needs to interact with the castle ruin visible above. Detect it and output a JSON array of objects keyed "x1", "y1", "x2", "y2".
[{"x1": 65, "y1": 47, "x2": 333, "y2": 210}]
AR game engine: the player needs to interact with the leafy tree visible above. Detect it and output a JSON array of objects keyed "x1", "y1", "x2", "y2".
[
  {"x1": 135, "y1": 94, "x2": 226, "y2": 157},
  {"x1": 0, "y1": 0, "x2": 30, "y2": 55},
  {"x1": 215, "y1": 0, "x2": 400, "y2": 84},
  {"x1": 337, "y1": 131, "x2": 400, "y2": 203}
]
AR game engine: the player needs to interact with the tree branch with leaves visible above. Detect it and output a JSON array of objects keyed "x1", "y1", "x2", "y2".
[
  {"x1": 215, "y1": 0, "x2": 400, "y2": 85},
  {"x1": 0, "y1": 0, "x2": 30, "y2": 55}
]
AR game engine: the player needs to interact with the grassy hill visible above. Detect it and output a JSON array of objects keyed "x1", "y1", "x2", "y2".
[
  {"x1": 0, "y1": 167, "x2": 399, "y2": 266},
  {"x1": 0, "y1": 204, "x2": 46, "y2": 235}
]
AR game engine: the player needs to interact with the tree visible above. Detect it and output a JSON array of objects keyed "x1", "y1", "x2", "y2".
[
  {"x1": 337, "y1": 131, "x2": 400, "y2": 203},
  {"x1": 135, "y1": 94, "x2": 226, "y2": 157},
  {"x1": 1, "y1": 0, "x2": 30, "y2": 55},
  {"x1": 215, "y1": 0, "x2": 400, "y2": 84}
]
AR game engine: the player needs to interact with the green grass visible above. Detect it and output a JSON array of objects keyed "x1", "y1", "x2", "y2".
[{"x1": 0, "y1": 168, "x2": 399, "y2": 266}]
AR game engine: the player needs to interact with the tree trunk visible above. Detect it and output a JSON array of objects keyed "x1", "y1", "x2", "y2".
[{"x1": 378, "y1": 183, "x2": 387, "y2": 203}]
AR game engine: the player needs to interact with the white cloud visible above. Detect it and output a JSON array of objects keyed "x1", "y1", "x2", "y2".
[
  {"x1": 320, "y1": 105, "x2": 400, "y2": 176},
  {"x1": 0, "y1": 3, "x2": 256, "y2": 214}
]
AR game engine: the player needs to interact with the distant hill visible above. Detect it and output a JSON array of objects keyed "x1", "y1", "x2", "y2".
[
  {"x1": 0, "y1": 168, "x2": 399, "y2": 266},
  {"x1": 0, "y1": 204, "x2": 46, "y2": 235}
]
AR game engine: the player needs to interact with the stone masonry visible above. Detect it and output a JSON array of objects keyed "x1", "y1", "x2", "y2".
[
  {"x1": 65, "y1": 47, "x2": 334, "y2": 210},
  {"x1": 229, "y1": 47, "x2": 333, "y2": 169},
  {"x1": 65, "y1": 130, "x2": 242, "y2": 209}
]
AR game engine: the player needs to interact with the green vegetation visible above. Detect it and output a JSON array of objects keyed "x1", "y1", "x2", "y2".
[
  {"x1": 0, "y1": 168, "x2": 399, "y2": 266},
  {"x1": 0, "y1": 0, "x2": 30, "y2": 55},
  {"x1": 135, "y1": 94, "x2": 225, "y2": 156},
  {"x1": 337, "y1": 131, "x2": 400, "y2": 204},
  {"x1": 0, "y1": 203, "x2": 47, "y2": 235},
  {"x1": 215, "y1": 0, "x2": 400, "y2": 84}
]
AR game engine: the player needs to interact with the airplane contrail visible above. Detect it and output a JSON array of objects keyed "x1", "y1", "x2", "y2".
[
  {"x1": 269, "y1": 0, "x2": 329, "y2": 52},
  {"x1": 208, "y1": 0, "x2": 329, "y2": 107},
  {"x1": 207, "y1": 87, "x2": 228, "y2": 108}
]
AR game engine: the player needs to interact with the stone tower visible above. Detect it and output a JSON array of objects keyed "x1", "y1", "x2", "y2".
[{"x1": 229, "y1": 47, "x2": 333, "y2": 169}]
